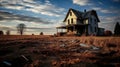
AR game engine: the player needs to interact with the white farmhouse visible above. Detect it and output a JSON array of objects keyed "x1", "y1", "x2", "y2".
[{"x1": 57, "y1": 8, "x2": 104, "y2": 36}]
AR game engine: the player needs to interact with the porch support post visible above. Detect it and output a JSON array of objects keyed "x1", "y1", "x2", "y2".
[
  {"x1": 73, "y1": 26, "x2": 75, "y2": 31},
  {"x1": 66, "y1": 27, "x2": 68, "y2": 32},
  {"x1": 61, "y1": 29, "x2": 63, "y2": 32},
  {"x1": 85, "y1": 25, "x2": 88, "y2": 36}
]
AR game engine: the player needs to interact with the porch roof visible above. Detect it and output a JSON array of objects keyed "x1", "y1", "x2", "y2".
[{"x1": 56, "y1": 24, "x2": 88, "y2": 29}]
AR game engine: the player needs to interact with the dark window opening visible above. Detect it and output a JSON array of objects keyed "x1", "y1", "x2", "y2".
[
  {"x1": 71, "y1": 28, "x2": 73, "y2": 32},
  {"x1": 95, "y1": 19, "x2": 97, "y2": 22},
  {"x1": 94, "y1": 19, "x2": 97, "y2": 24},
  {"x1": 68, "y1": 19, "x2": 70, "y2": 24},
  {"x1": 71, "y1": 18, "x2": 73, "y2": 24},
  {"x1": 90, "y1": 18, "x2": 92, "y2": 22},
  {"x1": 95, "y1": 27, "x2": 97, "y2": 32},
  {"x1": 70, "y1": 12, "x2": 72, "y2": 16},
  {"x1": 90, "y1": 25, "x2": 92, "y2": 32}
]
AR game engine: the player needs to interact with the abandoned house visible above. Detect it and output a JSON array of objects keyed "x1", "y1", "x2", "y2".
[{"x1": 56, "y1": 8, "x2": 104, "y2": 36}]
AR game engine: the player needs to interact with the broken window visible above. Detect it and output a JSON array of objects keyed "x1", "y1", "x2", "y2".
[
  {"x1": 71, "y1": 18, "x2": 73, "y2": 24},
  {"x1": 95, "y1": 27, "x2": 97, "y2": 32},
  {"x1": 68, "y1": 19, "x2": 70, "y2": 24}
]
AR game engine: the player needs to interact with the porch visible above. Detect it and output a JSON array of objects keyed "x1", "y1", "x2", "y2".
[{"x1": 56, "y1": 24, "x2": 88, "y2": 36}]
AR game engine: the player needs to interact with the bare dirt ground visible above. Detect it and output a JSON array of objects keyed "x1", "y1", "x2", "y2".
[{"x1": 0, "y1": 35, "x2": 120, "y2": 67}]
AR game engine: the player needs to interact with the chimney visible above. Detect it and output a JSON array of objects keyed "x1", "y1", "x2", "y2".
[{"x1": 84, "y1": 9, "x2": 86, "y2": 12}]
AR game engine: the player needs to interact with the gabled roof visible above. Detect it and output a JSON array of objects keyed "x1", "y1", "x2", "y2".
[
  {"x1": 63, "y1": 8, "x2": 83, "y2": 22},
  {"x1": 83, "y1": 10, "x2": 100, "y2": 22},
  {"x1": 63, "y1": 8, "x2": 100, "y2": 22},
  {"x1": 71, "y1": 9, "x2": 83, "y2": 19}
]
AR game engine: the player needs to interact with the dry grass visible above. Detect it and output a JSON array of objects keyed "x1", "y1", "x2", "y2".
[{"x1": 0, "y1": 35, "x2": 120, "y2": 67}]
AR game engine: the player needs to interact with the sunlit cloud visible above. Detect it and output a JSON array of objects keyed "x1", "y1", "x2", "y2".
[
  {"x1": 0, "y1": 0, "x2": 65, "y2": 17},
  {"x1": 98, "y1": 16, "x2": 120, "y2": 32},
  {"x1": 93, "y1": 7, "x2": 120, "y2": 14},
  {"x1": 0, "y1": 11, "x2": 53, "y2": 24},
  {"x1": 0, "y1": 0, "x2": 120, "y2": 35},
  {"x1": 0, "y1": 24, "x2": 16, "y2": 31},
  {"x1": 72, "y1": 0, "x2": 91, "y2": 6}
]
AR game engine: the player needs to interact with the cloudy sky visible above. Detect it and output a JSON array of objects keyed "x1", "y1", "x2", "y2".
[{"x1": 0, "y1": 0, "x2": 120, "y2": 35}]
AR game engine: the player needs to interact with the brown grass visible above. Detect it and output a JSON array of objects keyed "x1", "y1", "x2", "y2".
[{"x1": 0, "y1": 35, "x2": 120, "y2": 67}]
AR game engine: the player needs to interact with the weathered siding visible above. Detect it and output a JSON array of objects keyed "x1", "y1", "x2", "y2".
[
  {"x1": 65, "y1": 10, "x2": 77, "y2": 25},
  {"x1": 88, "y1": 15, "x2": 98, "y2": 35}
]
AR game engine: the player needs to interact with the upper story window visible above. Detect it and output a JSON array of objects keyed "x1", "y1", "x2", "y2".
[
  {"x1": 70, "y1": 12, "x2": 72, "y2": 16},
  {"x1": 68, "y1": 19, "x2": 70, "y2": 24},
  {"x1": 94, "y1": 19, "x2": 97, "y2": 23},
  {"x1": 71, "y1": 18, "x2": 73, "y2": 24},
  {"x1": 84, "y1": 19, "x2": 88, "y2": 24},
  {"x1": 90, "y1": 17, "x2": 92, "y2": 23},
  {"x1": 94, "y1": 19, "x2": 98, "y2": 25}
]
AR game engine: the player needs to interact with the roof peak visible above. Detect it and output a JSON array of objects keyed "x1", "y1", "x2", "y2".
[{"x1": 69, "y1": 8, "x2": 96, "y2": 13}]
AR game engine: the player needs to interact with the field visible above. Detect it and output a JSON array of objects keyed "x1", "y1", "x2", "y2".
[{"x1": 0, "y1": 35, "x2": 120, "y2": 67}]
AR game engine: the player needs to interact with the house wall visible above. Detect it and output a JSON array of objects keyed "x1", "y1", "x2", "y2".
[
  {"x1": 98, "y1": 28, "x2": 104, "y2": 35},
  {"x1": 88, "y1": 15, "x2": 98, "y2": 35},
  {"x1": 63, "y1": 9, "x2": 100, "y2": 36},
  {"x1": 64, "y1": 10, "x2": 78, "y2": 33},
  {"x1": 65, "y1": 10, "x2": 77, "y2": 25},
  {"x1": 88, "y1": 18, "x2": 91, "y2": 35},
  {"x1": 77, "y1": 19, "x2": 83, "y2": 25}
]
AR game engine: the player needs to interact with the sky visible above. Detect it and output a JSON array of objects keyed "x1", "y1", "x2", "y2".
[{"x1": 0, "y1": 0, "x2": 120, "y2": 35}]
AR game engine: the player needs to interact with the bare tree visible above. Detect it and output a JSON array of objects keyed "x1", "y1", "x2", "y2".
[
  {"x1": 6, "y1": 30, "x2": 10, "y2": 35},
  {"x1": 104, "y1": 30, "x2": 112, "y2": 36},
  {"x1": 40, "y1": 32, "x2": 43, "y2": 35},
  {"x1": 0, "y1": 30, "x2": 4, "y2": 35},
  {"x1": 17, "y1": 23, "x2": 26, "y2": 35},
  {"x1": 114, "y1": 22, "x2": 120, "y2": 36}
]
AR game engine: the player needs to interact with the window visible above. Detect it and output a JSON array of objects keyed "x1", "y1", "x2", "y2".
[
  {"x1": 71, "y1": 18, "x2": 73, "y2": 24},
  {"x1": 94, "y1": 19, "x2": 97, "y2": 24},
  {"x1": 95, "y1": 27, "x2": 97, "y2": 32},
  {"x1": 84, "y1": 19, "x2": 88, "y2": 24},
  {"x1": 90, "y1": 18, "x2": 92, "y2": 22},
  {"x1": 71, "y1": 28, "x2": 73, "y2": 32},
  {"x1": 85, "y1": 19, "x2": 88, "y2": 24},
  {"x1": 90, "y1": 25, "x2": 93, "y2": 32},
  {"x1": 70, "y1": 12, "x2": 72, "y2": 16},
  {"x1": 68, "y1": 19, "x2": 70, "y2": 24}
]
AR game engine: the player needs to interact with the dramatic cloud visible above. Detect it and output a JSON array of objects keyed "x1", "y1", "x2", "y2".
[
  {"x1": 25, "y1": 1, "x2": 65, "y2": 17},
  {"x1": 73, "y1": 0, "x2": 91, "y2": 6},
  {"x1": 0, "y1": 0, "x2": 65, "y2": 17},
  {"x1": 0, "y1": 11, "x2": 53, "y2": 24},
  {"x1": 99, "y1": 16, "x2": 120, "y2": 32},
  {"x1": 93, "y1": 7, "x2": 120, "y2": 14},
  {"x1": 100, "y1": 16, "x2": 120, "y2": 23},
  {"x1": 0, "y1": 24, "x2": 15, "y2": 31},
  {"x1": 98, "y1": 1, "x2": 103, "y2": 5},
  {"x1": 113, "y1": 0, "x2": 120, "y2": 2}
]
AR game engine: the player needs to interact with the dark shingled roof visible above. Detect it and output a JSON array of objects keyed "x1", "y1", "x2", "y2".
[
  {"x1": 71, "y1": 9, "x2": 83, "y2": 19},
  {"x1": 63, "y1": 8, "x2": 100, "y2": 22}
]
